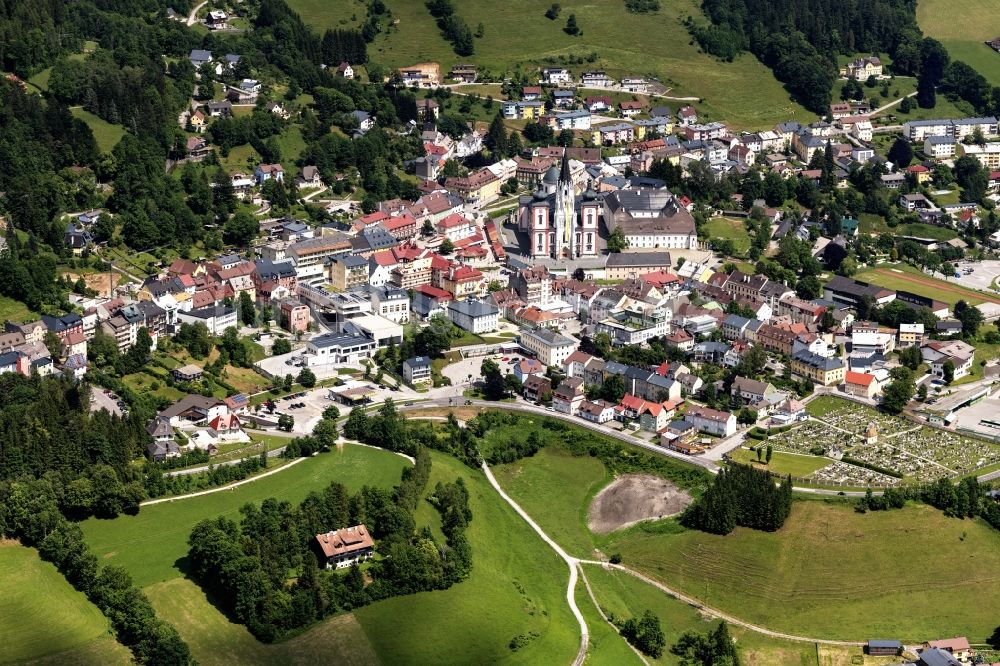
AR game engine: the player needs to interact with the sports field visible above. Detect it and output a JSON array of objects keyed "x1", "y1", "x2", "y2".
[
  {"x1": 854, "y1": 264, "x2": 1000, "y2": 306},
  {"x1": 605, "y1": 502, "x2": 1000, "y2": 641},
  {"x1": 287, "y1": 0, "x2": 812, "y2": 129},
  {"x1": 0, "y1": 543, "x2": 130, "y2": 664},
  {"x1": 81, "y1": 444, "x2": 410, "y2": 586},
  {"x1": 918, "y1": 0, "x2": 1000, "y2": 86}
]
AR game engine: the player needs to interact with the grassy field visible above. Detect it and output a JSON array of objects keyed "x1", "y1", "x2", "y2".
[
  {"x1": 354, "y1": 450, "x2": 580, "y2": 665},
  {"x1": 81, "y1": 444, "x2": 410, "y2": 587},
  {"x1": 703, "y1": 217, "x2": 752, "y2": 256},
  {"x1": 70, "y1": 107, "x2": 126, "y2": 154},
  {"x1": 147, "y1": 578, "x2": 380, "y2": 666},
  {"x1": 581, "y1": 564, "x2": 716, "y2": 665},
  {"x1": 859, "y1": 215, "x2": 958, "y2": 241},
  {"x1": 604, "y1": 502, "x2": 1000, "y2": 641},
  {"x1": 575, "y1": 578, "x2": 644, "y2": 666},
  {"x1": 582, "y1": 564, "x2": 830, "y2": 665},
  {"x1": 728, "y1": 447, "x2": 830, "y2": 478},
  {"x1": 854, "y1": 263, "x2": 999, "y2": 306},
  {"x1": 494, "y1": 444, "x2": 611, "y2": 558},
  {"x1": 918, "y1": 0, "x2": 1000, "y2": 86},
  {"x1": 0, "y1": 294, "x2": 36, "y2": 322},
  {"x1": 0, "y1": 543, "x2": 129, "y2": 664},
  {"x1": 288, "y1": 0, "x2": 812, "y2": 129}
]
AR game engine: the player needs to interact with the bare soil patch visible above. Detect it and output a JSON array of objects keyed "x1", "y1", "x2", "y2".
[
  {"x1": 62, "y1": 272, "x2": 121, "y2": 297},
  {"x1": 588, "y1": 473, "x2": 692, "y2": 534}
]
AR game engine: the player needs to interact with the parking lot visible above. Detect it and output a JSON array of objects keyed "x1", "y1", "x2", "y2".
[
  {"x1": 950, "y1": 260, "x2": 1000, "y2": 294},
  {"x1": 90, "y1": 387, "x2": 124, "y2": 416}
]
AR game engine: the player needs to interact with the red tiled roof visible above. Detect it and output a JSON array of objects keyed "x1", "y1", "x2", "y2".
[{"x1": 844, "y1": 371, "x2": 875, "y2": 387}]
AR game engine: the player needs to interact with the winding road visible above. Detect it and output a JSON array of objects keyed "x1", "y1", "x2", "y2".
[{"x1": 186, "y1": 1, "x2": 207, "y2": 26}]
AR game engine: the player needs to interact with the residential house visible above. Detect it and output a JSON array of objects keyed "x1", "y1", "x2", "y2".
[
  {"x1": 513, "y1": 358, "x2": 546, "y2": 383},
  {"x1": 685, "y1": 405, "x2": 737, "y2": 437},
  {"x1": 522, "y1": 374, "x2": 552, "y2": 403},
  {"x1": 924, "y1": 638, "x2": 971, "y2": 664},
  {"x1": 314, "y1": 525, "x2": 374, "y2": 569},
  {"x1": 296, "y1": 166, "x2": 323, "y2": 190},
  {"x1": 730, "y1": 376, "x2": 778, "y2": 407},
  {"x1": 922, "y1": 340, "x2": 975, "y2": 381},
  {"x1": 403, "y1": 356, "x2": 432, "y2": 385},
  {"x1": 540, "y1": 67, "x2": 571, "y2": 85},
  {"x1": 336, "y1": 62, "x2": 354, "y2": 79},
  {"x1": 845, "y1": 55, "x2": 882, "y2": 79},
  {"x1": 553, "y1": 378, "x2": 586, "y2": 416},
  {"x1": 255, "y1": 163, "x2": 284, "y2": 184},
  {"x1": 578, "y1": 399, "x2": 616, "y2": 424},
  {"x1": 580, "y1": 71, "x2": 613, "y2": 87},
  {"x1": 898, "y1": 323, "x2": 924, "y2": 347},
  {"x1": 450, "y1": 64, "x2": 477, "y2": 83}
]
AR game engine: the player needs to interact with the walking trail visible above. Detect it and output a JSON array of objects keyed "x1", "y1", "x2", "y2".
[
  {"x1": 481, "y1": 462, "x2": 589, "y2": 666},
  {"x1": 482, "y1": 459, "x2": 866, "y2": 664}
]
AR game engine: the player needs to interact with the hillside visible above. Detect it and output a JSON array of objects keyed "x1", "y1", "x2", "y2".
[
  {"x1": 286, "y1": 0, "x2": 814, "y2": 129},
  {"x1": 918, "y1": 0, "x2": 1000, "y2": 86}
]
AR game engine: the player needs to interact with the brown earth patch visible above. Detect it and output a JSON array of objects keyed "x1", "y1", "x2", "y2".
[
  {"x1": 588, "y1": 473, "x2": 692, "y2": 534},
  {"x1": 62, "y1": 272, "x2": 121, "y2": 297}
]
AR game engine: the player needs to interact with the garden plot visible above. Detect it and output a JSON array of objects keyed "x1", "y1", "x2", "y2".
[{"x1": 810, "y1": 461, "x2": 901, "y2": 487}]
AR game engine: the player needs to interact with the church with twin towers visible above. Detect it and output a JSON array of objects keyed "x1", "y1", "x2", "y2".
[{"x1": 516, "y1": 151, "x2": 602, "y2": 260}]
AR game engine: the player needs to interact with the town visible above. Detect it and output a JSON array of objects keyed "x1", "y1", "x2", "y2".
[{"x1": 3, "y1": 0, "x2": 1000, "y2": 665}]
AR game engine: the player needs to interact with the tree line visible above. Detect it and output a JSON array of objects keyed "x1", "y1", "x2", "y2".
[
  {"x1": 186, "y1": 446, "x2": 473, "y2": 642},
  {"x1": 0, "y1": 374, "x2": 156, "y2": 520},
  {"x1": 681, "y1": 464, "x2": 793, "y2": 535},
  {"x1": 1, "y1": 476, "x2": 191, "y2": 664},
  {"x1": 691, "y1": 0, "x2": 916, "y2": 114}
]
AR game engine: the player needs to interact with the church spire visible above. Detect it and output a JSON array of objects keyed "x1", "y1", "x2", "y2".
[{"x1": 560, "y1": 148, "x2": 571, "y2": 182}]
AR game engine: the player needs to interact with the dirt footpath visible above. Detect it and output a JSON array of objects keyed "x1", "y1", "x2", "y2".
[{"x1": 588, "y1": 473, "x2": 692, "y2": 534}]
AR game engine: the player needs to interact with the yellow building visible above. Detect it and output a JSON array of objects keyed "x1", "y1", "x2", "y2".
[
  {"x1": 790, "y1": 350, "x2": 845, "y2": 386},
  {"x1": 329, "y1": 255, "x2": 369, "y2": 291}
]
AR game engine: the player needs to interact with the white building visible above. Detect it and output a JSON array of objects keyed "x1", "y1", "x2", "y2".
[
  {"x1": 305, "y1": 333, "x2": 377, "y2": 366},
  {"x1": 371, "y1": 286, "x2": 411, "y2": 324},
  {"x1": 447, "y1": 299, "x2": 499, "y2": 334},
  {"x1": 519, "y1": 327, "x2": 578, "y2": 368},
  {"x1": 176, "y1": 305, "x2": 237, "y2": 336},
  {"x1": 925, "y1": 135, "x2": 957, "y2": 158},
  {"x1": 685, "y1": 405, "x2": 736, "y2": 437}
]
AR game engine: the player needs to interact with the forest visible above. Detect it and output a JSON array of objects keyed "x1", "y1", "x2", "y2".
[
  {"x1": 681, "y1": 463, "x2": 793, "y2": 535},
  {"x1": 186, "y1": 447, "x2": 473, "y2": 642},
  {"x1": 0, "y1": 374, "x2": 153, "y2": 519},
  {"x1": 692, "y1": 0, "x2": 1000, "y2": 117}
]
